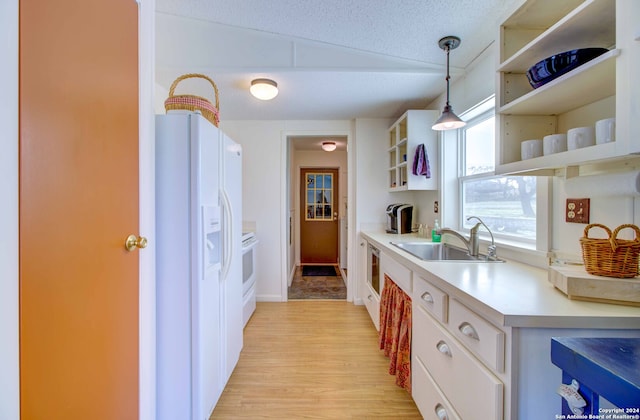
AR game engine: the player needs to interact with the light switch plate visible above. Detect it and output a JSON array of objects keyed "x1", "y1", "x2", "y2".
[{"x1": 566, "y1": 198, "x2": 590, "y2": 223}]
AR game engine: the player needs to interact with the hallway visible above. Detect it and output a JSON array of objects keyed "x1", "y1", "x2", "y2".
[{"x1": 210, "y1": 301, "x2": 421, "y2": 419}]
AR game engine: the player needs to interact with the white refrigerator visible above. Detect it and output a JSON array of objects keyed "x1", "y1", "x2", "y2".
[{"x1": 155, "y1": 113, "x2": 243, "y2": 420}]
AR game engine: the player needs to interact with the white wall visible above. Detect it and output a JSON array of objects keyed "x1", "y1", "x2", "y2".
[
  {"x1": 552, "y1": 179, "x2": 640, "y2": 258},
  {"x1": 353, "y1": 119, "x2": 394, "y2": 230},
  {"x1": 352, "y1": 118, "x2": 415, "y2": 301},
  {"x1": 220, "y1": 120, "x2": 351, "y2": 301},
  {"x1": 0, "y1": 0, "x2": 19, "y2": 418}
]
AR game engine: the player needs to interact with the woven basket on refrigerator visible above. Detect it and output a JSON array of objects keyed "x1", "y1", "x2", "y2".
[
  {"x1": 579, "y1": 223, "x2": 640, "y2": 278},
  {"x1": 164, "y1": 73, "x2": 220, "y2": 127}
]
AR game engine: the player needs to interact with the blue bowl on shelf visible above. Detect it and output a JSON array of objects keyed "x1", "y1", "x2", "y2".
[{"x1": 526, "y1": 48, "x2": 609, "y2": 89}]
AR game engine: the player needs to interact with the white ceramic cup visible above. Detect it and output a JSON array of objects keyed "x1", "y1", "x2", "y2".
[
  {"x1": 521, "y1": 139, "x2": 543, "y2": 160},
  {"x1": 543, "y1": 134, "x2": 568, "y2": 155},
  {"x1": 595, "y1": 118, "x2": 616, "y2": 144},
  {"x1": 567, "y1": 126, "x2": 595, "y2": 150}
]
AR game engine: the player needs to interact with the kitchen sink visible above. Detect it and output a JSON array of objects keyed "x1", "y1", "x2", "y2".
[{"x1": 390, "y1": 242, "x2": 504, "y2": 262}]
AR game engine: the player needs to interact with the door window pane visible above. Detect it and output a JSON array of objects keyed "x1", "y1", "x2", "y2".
[{"x1": 305, "y1": 172, "x2": 334, "y2": 221}]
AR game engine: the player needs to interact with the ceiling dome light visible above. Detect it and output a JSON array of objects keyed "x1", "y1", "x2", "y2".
[
  {"x1": 432, "y1": 36, "x2": 466, "y2": 131},
  {"x1": 250, "y1": 78, "x2": 278, "y2": 100},
  {"x1": 321, "y1": 141, "x2": 337, "y2": 152}
]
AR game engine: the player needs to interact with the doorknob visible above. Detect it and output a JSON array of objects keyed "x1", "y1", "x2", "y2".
[{"x1": 125, "y1": 234, "x2": 148, "y2": 251}]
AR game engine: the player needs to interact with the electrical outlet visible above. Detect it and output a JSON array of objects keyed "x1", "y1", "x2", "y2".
[
  {"x1": 434, "y1": 201, "x2": 439, "y2": 213},
  {"x1": 566, "y1": 198, "x2": 590, "y2": 223}
]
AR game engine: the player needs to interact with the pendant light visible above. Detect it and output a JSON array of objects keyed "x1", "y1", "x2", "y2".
[
  {"x1": 250, "y1": 78, "x2": 279, "y2": 100},
  {"x1": 432, "y1": 36, "x2": 466, "y2": 131}
]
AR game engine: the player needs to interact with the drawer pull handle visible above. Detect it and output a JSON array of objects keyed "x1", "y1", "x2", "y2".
[
  {"x1": 367, "y1": 294, "x2": 373, "y2": 301},
  {"x1": 435, "y1": 404, "x2": 449, "y2": 420},
  {"x1": 420, "y1": 292, "x2": 434, "y2": 303},
  {"x1": 459, "y1": 322, "x2": 479, "y2": 340},
  {"x1": 436, "y1": 340, "x2": 452, "y2": 357}
]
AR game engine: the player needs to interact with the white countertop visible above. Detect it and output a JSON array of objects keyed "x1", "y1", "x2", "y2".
[{"x1": 362, "y1": 231, "x2": 640, "y2": 329}]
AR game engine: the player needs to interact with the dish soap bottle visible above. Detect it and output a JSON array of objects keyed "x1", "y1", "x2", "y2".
[{"x1": 432, "y1": 219, "x2": 441, "y2": 243}]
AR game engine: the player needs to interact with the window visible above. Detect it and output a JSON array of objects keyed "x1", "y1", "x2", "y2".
[
  {"x1": 305, "y1": 172, "x2": 334, "y2": 221},
  {"x1": 460, "y1": 107, "x2": 537, "y2": 243}
]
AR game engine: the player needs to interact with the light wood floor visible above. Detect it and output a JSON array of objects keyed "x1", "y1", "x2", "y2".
[{"x1": 211, "y1": 301, "x2": 421, "y2": 419}]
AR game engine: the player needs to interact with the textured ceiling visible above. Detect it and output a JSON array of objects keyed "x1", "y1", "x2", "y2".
[{"x1": 156, "y1": 0, "x2": 523, "y2": 121}]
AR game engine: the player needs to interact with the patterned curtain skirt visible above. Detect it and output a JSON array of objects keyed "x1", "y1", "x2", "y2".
[{"x1": 378, "y1": 274, "x2": 412, "y2": 394}]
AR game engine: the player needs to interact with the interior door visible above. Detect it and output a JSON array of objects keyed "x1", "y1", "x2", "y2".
[
  {"x1": 300, "y1": 168, "x2": 339, "y2": 264},
  {"x1": 19, "y1": 0, "x2": 140, "y2": 418}
]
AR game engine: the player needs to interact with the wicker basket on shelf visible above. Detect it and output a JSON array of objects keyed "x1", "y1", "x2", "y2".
[
  {"x1": 580, "y1": 223, "x2": 640, "y2": 278},
  {"x1": 164, "y1": 73, "x2": 220, "y2": 127}
]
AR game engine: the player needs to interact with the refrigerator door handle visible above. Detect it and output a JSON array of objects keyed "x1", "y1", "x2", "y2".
[{"x1": 220, "y1": 188, "x2": 233, "y2": 281}]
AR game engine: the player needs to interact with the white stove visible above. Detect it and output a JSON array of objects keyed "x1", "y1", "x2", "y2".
[
  {"x1": 241, "y1": 231, "x2": 258, "y2": 327},
  {"x1": 241, "y1": 231, "x2": 257, "y2": 248}
]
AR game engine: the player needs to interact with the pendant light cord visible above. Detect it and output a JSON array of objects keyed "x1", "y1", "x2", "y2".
[{"x1": 445, "y1": 43, "x2": 451, "y2": 107}]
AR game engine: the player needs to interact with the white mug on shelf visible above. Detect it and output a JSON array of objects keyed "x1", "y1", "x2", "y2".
[
  {"x1": 543, "y1": 134, "x2": 568, "y2": 155},
  {"x1": 567, "y1": 126, "x2": 595, "y2": 150},
  {"x1": 521, "y1": 139, "x2": 543, "y2": 160},
  {"x1": 595, "y1": 118, "x2": 616, "y2": 144}
]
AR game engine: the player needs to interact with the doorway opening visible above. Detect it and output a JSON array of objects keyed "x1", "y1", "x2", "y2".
[{"x1": 286, "y1": 134, "x2": 349, "y2": 300}]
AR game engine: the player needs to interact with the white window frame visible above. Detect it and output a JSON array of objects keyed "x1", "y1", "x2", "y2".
[
  {"x1": 441, "y1": 96, "x2": 551, "y2": 263},
  {"x1": 460, "y1": 109, "x2": 541, "y2": 242}
]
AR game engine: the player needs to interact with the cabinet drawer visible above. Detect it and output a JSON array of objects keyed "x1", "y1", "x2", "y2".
[
  {"x1": 380, "y1": 252, "x2": 411, "y2": 294},
  {"x1": 413, "y1": 357, "x2": 461, "y2": 420},
  {"x1": 414, "y1": 306, "x2": 504, "y2": 420},
  {"x1": 449, "y1": 299, "x2": 505, "y2": 373},
  {"x1": 414, "y1": 274, "x2": 448, "y2": 323},
  {"x1": 363, "y1": 283, "x2": 380, "y2": 331}
]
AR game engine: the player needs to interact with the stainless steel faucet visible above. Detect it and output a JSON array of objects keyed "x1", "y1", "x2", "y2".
[
  {"x1": 437, "y1": 216, "x2": 497, "y2": 258},
  {"x1": 436, "y1": 227, "x2": 476, "y2": 255},
  {"x1": 467, "y1": 216, "x2": 497, "y2": 259}
]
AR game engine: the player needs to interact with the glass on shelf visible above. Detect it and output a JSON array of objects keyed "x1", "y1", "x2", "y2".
[{"x1": 399, "y1": 143, "x2": 407, "y2": 163}]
